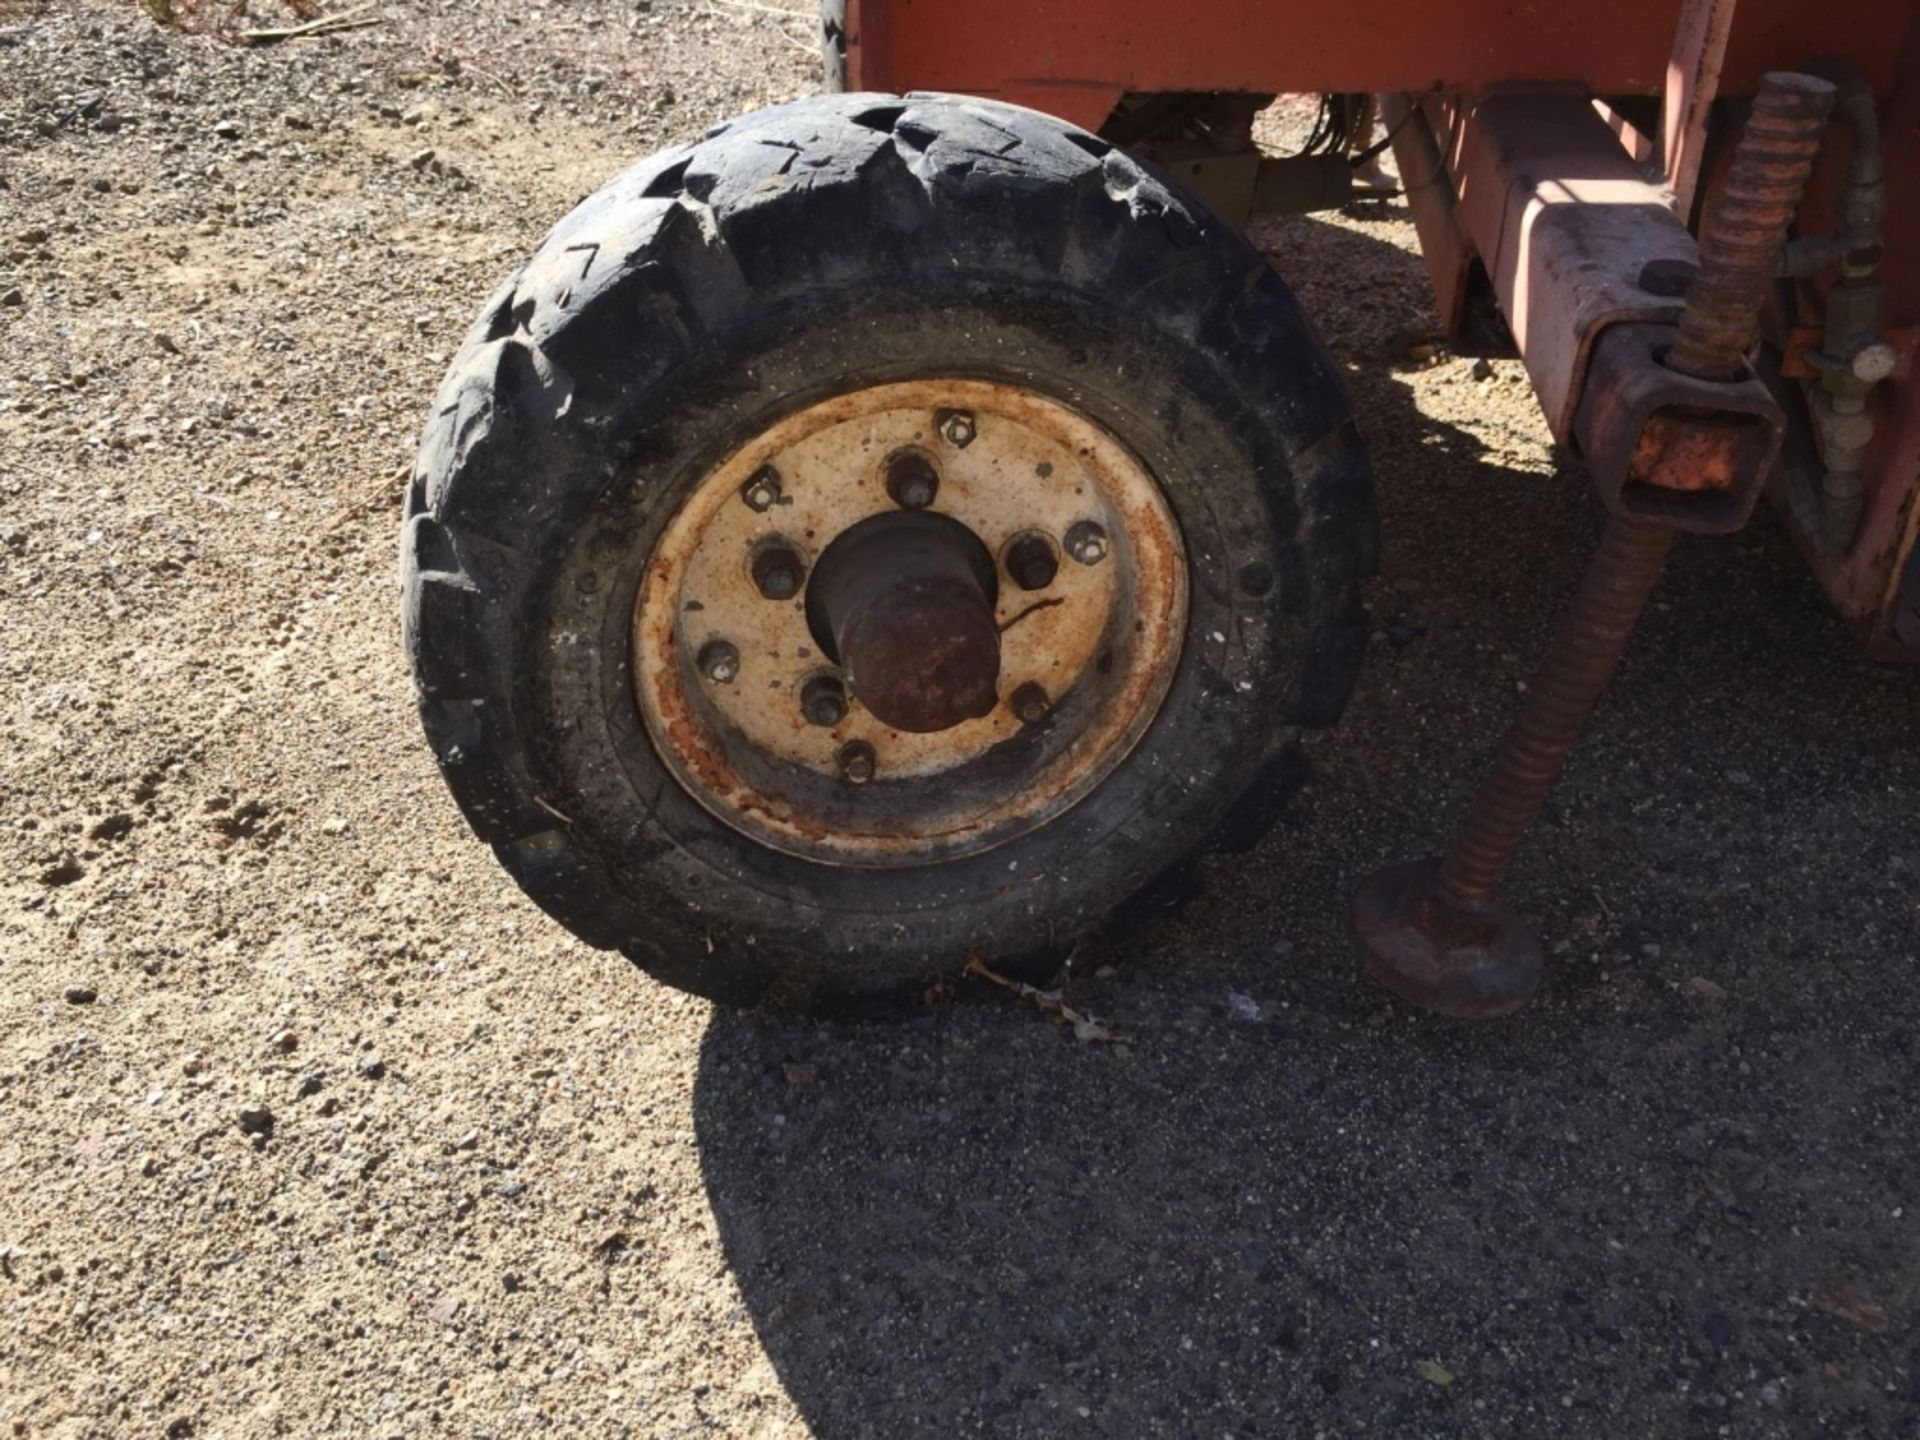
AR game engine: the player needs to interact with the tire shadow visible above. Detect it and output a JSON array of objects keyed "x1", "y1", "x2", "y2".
[{"x1": 691, "y1": 206, "x2": 1920, "y2": 1438}]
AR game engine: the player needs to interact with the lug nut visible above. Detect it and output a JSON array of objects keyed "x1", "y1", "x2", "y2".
[
  {"x1": 801, "y1": 673, "x2": 849, "y2": 727},
  {"x1": 886, "y1": 451, "x2": 940, "y2": 510},
  {"x1": 740, "y1": 466, "x2": 782, "y2": 513},
  {"x1": 1065, "y1": 521, "x2": 1109, "y2": 566},
  {"x1": 1005, "y1": 532, "x2": 1059, "y2": 591},
  {"x1": 837, "y1": 740, "x2": 876, "y2": 784},
  {"x1": 752, "y1": 543, "x2": 805, "y2": 600},
  {"x1": 938, "y1": 409, "x2": 977, "y2": 449},
  {"x1": 697, "y1": 639, "x2": 740, "y2": 685},
  {"x1": 1009, "y1": 680, "x2": 1051, "y2": 726}
]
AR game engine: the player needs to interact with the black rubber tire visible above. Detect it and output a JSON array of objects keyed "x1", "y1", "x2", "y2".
[{"x1": 402, "y1": 92, "x2": 1376, "y2": 1010}]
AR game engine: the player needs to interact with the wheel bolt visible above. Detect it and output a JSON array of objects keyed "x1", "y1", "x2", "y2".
[
  {"x1": 697, "y1": 639, "x2": 740, "y2": 685},
  {"x1": 752, "y1": 543, "x2": 805, "y2": 600},
  {"x1": 1066, "y1": 521, "x2": 1109, "y2": 566},
  {"x1": 1005, "y1": 532, "x2": 1058, "y2": 591},
  {"x1": 741, "y1": 466, "x2": 782, "y2": 512},
  {"x1": 886, "y1": 451, "x2": 940, "y2": 510},
  {"x1": 938, "y1": 409, "x2": 977, "y2": 449},
  {"x1": 1009, "y1": 680, "x2": 1050, "y2": 726},
  {"x1": 801, "y1": 673, "x2": 849, "y2": 727},
  {"x1": 837, "y1": 740, "x2": 876, "y2": 784}
]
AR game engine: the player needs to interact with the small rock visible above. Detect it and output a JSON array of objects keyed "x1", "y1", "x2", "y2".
[
  {"x1": 2, "y1": 288, "x2": 25, "y2": 308},
  {"x1": 182, "y1": 1053, "x2": 207, "y2": 1076},
  {"x1": 450, "y1": 1129, "x2": 480, "y2": 1151},
  {"x1": 356, "y1": 1054, "x2": 386, "y2": 1080},
  {"x1": 236, "y1": 1106, "x2": 275, "y2": 1137},
  {"x1": 88, "y1": 812, "x2": 134, "y2": 842},
  {"x1": 781, "y1": 1062, "x2": 817, "y2": 1087},
  {"x1": 282, "y1": 111, "x2": 312, "y2": 130},
  {"x1": 295, "y1": 1071, "x2": 324, "y2": 1098},
  {"x1": 1470, "y1": 356, "x2": 1495, "y2": 381},
  {"x1": 212, "y1": 119, "x2": 241, "y2": 140},
  {"x1": 1686, "y1": 975, "x2": 1728, "y2": 1001},
  {"x1": 502, "y1": 1272, "x2": 523, "y2": 1292},
  {"x1": 1385, "y1": 614, "x2": 1425, "y2": 652},
  {"x1": 1226, "y1": 991, "x2": 1264, "y2": 1022},
  {"x1": 408, "y1": 148, "x2": 435, "y2": 171},
  {"x1": 63, "y1": 985, "x2": 97, "y2": 1005},
  {"x1": 267, "y1": 1029, "x2": 298, "y2": 1054},
  {"x1": 425, "y1": 1295, "x2": 460, "y2": 1324}
]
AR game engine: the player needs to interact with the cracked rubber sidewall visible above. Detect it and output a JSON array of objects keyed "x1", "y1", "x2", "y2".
[{"x1": 402, "y1": 92, "x2": 1377, "y2": 1008}]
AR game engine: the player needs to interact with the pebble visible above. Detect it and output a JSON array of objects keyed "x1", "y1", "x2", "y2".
[
  {"x1": 296, "y1": 1071, "x2": 324, "y2": 1098},
  {"x1": 2, "y1": 288, "x2": 24, "y2": 308},
  {"x1": 268, "y1": 1029, "x2": 298, "y2": 1054},
  {"x1": 63, "y1": 985, "x2": 97, "y2": 1005},
  {"x1": 356, "y1": 1055, "x2": 387, "y2": 1080},
  {"x1": 212, "y1": 118, "x2": 241, "y2": 139},
  {"x1": 408, "y1": 149, "x2": 436, "y2": 171},
  {"x1": 236, "y1": 1106, "x2": 275, "y2": 1137}
]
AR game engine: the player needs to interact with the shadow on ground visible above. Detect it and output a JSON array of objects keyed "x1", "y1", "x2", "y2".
[{"x1": 692, "y1": 209, "x2": 1919, "y2": 1438}]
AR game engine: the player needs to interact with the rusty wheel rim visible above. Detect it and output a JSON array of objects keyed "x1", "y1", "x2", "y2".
[{"x1": 632, "y1": 378, "x2": 1188, "y2": 867}]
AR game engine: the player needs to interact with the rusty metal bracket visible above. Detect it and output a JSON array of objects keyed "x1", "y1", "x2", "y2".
[
  {"x1": 1348, "y1": 72, "x2": 1832, "y2": 1019},
  {"x1": 1429, "y1": 90, "x2": 1703, "y2": 440},
  {"x1": 1573, "y1": 322, "x2": 1785, "y2": 533}
]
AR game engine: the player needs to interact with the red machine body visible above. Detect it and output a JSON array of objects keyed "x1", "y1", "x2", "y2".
[{"x1": 840, "y1": 0, "x2": 1920, "y2": 655}]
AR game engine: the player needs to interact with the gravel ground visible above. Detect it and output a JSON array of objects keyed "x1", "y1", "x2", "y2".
[{"x1": 2, "y1": 4, "x2": 1917, "y2": 1438}]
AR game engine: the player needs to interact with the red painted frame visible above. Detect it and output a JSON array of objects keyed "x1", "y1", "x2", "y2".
[{"x1": 844, "y1": 0, "x2": 1920, "y2": 654}]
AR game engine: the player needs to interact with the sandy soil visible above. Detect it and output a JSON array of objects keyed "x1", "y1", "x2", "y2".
[{"x1": 1, "y1": 4, "x2": 1916, "y2": 1438}]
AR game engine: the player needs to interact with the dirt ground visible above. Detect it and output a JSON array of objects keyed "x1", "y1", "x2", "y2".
[{"x1": 2, "y1": 3, "x2": 1917, "y2": 1437}]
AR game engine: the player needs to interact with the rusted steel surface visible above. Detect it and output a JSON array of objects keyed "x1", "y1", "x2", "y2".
[
  {"x1": 1434, "y1": 91, "x2": 1701, "y2": 440},
  {"x1": 1575, "y1": 323, "x2": 1783, "y2": 532},
  {"x1": 631, "y1": 378, "x2": 1187, "y2": 866},
  {"x1": 1661, "y1": 0, "x2": 1738, "y2": 220},
  {"x1": 809, "y1": 512, "x2": 1003, "y2": 735},
  {"x1": 1442, "y1": 515, "x2": 1677, "y2": 906},
  {"x1": 1383, "y1": 93, "x2": 1471, "y2": 336},
  {"x1": 1349, "y1": 858, "x2": 1542, "y2": 1020},
  {"x1": 1669, "y1": 74, "x2": 1837, "y2": 379},
  {"x1": 1352, "y1": 73, "x2": 1836, "y2": 1017},
  {"x1": 1785, "y1": 372, "x2": 1920, "y2": 657},
  {"x1": 843, "y1": 0, "x2": 1909, "y2": 132},
  {"x1": 1447, "y1": 72, "x2": 1825, "y2": 905}
]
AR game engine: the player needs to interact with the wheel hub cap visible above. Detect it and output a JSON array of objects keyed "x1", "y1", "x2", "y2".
[{"x1": 632, "y1": 378, "x2": 1187, "y2": 867}]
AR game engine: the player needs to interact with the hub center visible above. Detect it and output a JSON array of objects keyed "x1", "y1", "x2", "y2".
[{"x1": 805, "y1": 511, "x2": 1002, "y2": 734}]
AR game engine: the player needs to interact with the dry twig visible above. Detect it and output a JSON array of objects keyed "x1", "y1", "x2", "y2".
[
  {"x1": 237, "y1": 3, "x2": 380, "y2": 43},
  {"x1": 963, "y1": 957, "x2": 1129, "y2": 1044}
]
